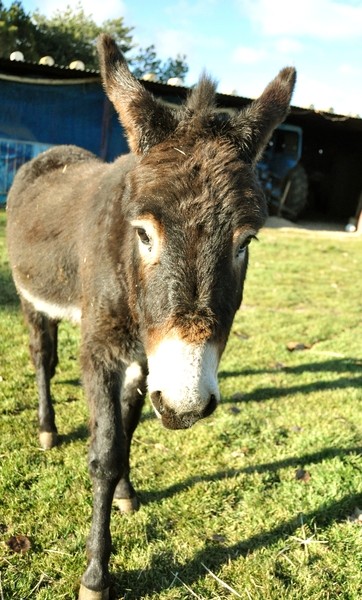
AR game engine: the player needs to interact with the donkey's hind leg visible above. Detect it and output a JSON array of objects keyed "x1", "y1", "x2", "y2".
[
  {"x1": 21, "y1": 299, "x2": 59, "y2": 449},
  {"x1": 113, "y1": 361, "x2": 147, "y2": 513}
]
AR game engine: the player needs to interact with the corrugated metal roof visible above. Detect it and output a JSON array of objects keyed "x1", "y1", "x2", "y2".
[{"x1": 1, "y1": 56, "x2": 361, "y2": 135}]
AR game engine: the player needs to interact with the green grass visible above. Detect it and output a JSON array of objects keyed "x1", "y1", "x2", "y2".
[{"x1": 0, "y1": 209, "x2": 361, "y2": 599}]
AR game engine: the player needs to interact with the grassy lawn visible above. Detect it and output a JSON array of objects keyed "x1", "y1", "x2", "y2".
[{"x1": 0, "y1": 209, "x2": 361, "y2": 599}]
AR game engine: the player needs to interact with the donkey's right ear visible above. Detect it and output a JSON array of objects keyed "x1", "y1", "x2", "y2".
[{"x1": 97, "y1": 34, "x2": 179, "y2": 155}]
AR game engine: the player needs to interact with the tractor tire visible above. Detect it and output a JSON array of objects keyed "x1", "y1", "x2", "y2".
[{"x1": 281, "y1": 163, "x2": 308, "y2": 221}]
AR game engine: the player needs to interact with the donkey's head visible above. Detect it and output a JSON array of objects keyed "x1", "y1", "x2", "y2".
[{"x1": 98, "y1": 35, "x2": 296, "y2": 429}]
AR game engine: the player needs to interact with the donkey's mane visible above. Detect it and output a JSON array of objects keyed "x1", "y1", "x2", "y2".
[{"x1": 185, "y1": 74, "x2": 218, "y2": 113}]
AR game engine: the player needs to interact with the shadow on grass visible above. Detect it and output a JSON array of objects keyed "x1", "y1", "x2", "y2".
[
  {"x1": 228, "y1": 376, "x2": 362, "y2": 404},
  {"x1": 112, "y1": 490, "x2": 362, "y2": 599},
  {"x1": 0, "y1": 264, "x2": 19, "y2": 309},
  {"x1": 219, "y1": 358, "x2": 362, "y2": 404},
  {"x1": 219, "y1": 357, "x2": 362, "y2": 379},
  {"x1": 58, "y1": 423, "x2": 89, "y2": 445},
  {"x1": 55, "y1": 378, "x2": 82, "y2": 387},
  {"x1": 138, "y1": 445, "x2": 362, "y2": 507}
]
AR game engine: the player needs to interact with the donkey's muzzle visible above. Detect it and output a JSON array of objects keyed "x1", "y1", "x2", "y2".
[{"x1": 151, "y1": 391, "x2": 217, "y2": 430}]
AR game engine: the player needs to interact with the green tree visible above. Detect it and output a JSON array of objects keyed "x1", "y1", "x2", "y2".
[
  {"x1": 131, "y1": 44, "x2": 188, "y2": 83},
  {"x1": 33, "y1": 3, "x2": 134, "y2": 69},
  {"x1": 0, "y1": 1, "x2": 38, "y2": 60},
  {"x1": 0, "y1": 0, "x2": 188, "y2": 81},
  {"x1": 159, "y1": 54, "x2": 188, "y2": 83}
]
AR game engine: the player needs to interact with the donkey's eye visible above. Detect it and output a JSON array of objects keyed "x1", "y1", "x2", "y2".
[
  {"x1": 236, "y1": 235, "x2": 257, "y2": 257},
  {"x1": 136, "y1": 228, "x2": 152, "y2": 248},
  {"x1": 131, "y1": 218, "x2": 160, "y2": 262}
]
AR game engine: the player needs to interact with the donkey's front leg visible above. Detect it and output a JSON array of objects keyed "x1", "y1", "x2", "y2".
[
  {"x1": 113, "y1": 361, "x2": 147, "y2": 513},
  {"x1": 79, "y1": 354, "x2": 125, "y2": 600}
]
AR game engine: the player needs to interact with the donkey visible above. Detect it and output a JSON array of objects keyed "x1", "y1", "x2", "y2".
[{"x1": 7, "y1": 34, "x2": 296, "y2": 599}]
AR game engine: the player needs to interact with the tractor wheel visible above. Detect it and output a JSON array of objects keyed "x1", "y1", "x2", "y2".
[{"x1": 280, "y1": 163, "x2": 308, "y2": 220}]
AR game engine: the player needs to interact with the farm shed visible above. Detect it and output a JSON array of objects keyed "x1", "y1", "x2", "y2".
[{"x1": 1, "y1": 56, "x2": 361, "y2": 219}]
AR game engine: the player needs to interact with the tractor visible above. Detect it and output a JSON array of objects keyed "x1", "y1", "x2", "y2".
[{"x1": 257, "y1": 123, "x2": 308, "y2": 221}]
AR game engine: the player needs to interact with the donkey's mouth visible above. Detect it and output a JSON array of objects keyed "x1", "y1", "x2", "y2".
[{"x1": 151, "y1": 392, "x2": 218, "y2": 430}]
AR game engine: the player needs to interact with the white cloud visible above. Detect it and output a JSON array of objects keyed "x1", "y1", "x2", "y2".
[
  {"x1": 233, "y1": 45, "x2": 266, "y2": 64},
  {"x1": 154, "y1": 28, "x2": 197, "y2": 58},
  {"x1": 237, "y1": 0, "x2": 362, "y2": 40},
  {"x1": 274, "y1": 38, "x2": 303, "y2": 55},
  {"x1": 164, "y1": 0, "x2": 221, "y2": 21},
  {"x1": 338, "y1": 63, "x2": 361, "y2": 76},
  {"x1": 39, "y1": 0, "x2": 126, "y2": 23},
  {"x1": 154, "y1": 27, "x2": 224, "y2": 59},
  {"x1": 293, "y1": 72, "x2": 360, "y2": 115}
]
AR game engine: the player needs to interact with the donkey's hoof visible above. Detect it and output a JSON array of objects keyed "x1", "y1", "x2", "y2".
[
  {"x1": 78, "y1": 584, "x2": 109, "y2": 600},
  {"x1": 39, "y1": 431, "x2": 58, "y2": 450},
  {"x1": 113, "y1": 496, "x2": 139, "y2": 513}
]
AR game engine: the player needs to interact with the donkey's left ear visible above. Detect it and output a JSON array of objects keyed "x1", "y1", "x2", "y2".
[
  {"x1": 97, "y1": 34, "x2": 179, "y2": 155},
  {"x1": 233, "y1": 67, "x2": 296, "y2": 163}
]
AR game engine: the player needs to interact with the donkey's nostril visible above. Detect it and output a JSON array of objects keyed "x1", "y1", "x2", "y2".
[
  {"x1": 203, "y1": 393, "x2": 218, "y2": 418},
  {"x1": 151, "y1": 391, "x2": 164, "y2": 414}
]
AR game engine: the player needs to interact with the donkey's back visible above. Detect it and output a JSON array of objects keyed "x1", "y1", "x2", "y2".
[{"x1": 7, "y1": 144, "x2": 135, "y2": 323}]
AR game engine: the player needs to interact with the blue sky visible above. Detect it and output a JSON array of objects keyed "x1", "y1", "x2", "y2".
[{"x1": 13, "y1": 0, "x2": 362, "y2": 116}]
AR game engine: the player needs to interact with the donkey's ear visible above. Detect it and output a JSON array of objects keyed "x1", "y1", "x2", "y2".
[
  {"x1": 97, "y1": 34, "x2": 179, "y2": 155},
  {"x1": 233, "y1": 67, "x2": 296, "y2": 163}
]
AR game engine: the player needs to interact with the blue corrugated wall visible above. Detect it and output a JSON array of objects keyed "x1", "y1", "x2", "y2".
[{"x1": 0, "y1": 76, "x2": 130, "y2": 203}]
